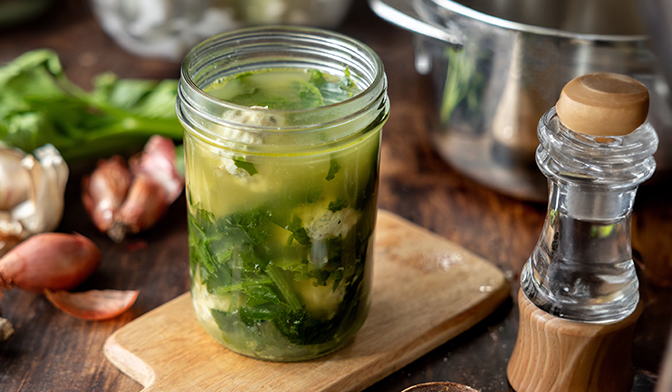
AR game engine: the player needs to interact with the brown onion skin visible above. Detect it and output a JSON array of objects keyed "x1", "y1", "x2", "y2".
[{"x1": 0, "y1": 233, "x2": 101, "y2": 293}]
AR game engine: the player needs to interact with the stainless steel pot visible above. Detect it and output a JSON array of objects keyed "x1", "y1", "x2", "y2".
[{"x1": 371, "y1": 0, "x2": 672, "y2": 202}]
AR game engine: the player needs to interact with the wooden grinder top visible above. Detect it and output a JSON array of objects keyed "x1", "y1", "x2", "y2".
[{"x1": 555, "y1": 72, "x2": 649, "y2": 136}]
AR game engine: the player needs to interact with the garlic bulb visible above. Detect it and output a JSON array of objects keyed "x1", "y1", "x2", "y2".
[{"x1": 0, "y1": 143, "x2": 69, "y2": 257}]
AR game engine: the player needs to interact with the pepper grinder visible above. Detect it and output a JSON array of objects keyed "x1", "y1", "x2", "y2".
[{"x1": 507, "y1": 73, "x2": 658, "y2": 392}]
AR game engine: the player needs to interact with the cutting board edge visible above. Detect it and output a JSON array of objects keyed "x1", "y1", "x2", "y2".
[
  {"x1": 340, "y1": 279, "x2": 512, "y2": 392},
  {"x1": 103, "y1": 279, "x2": 511, "y2": 392},
  {"x1": 104, "y1": 332, "x2": 155, "y2": 389}
]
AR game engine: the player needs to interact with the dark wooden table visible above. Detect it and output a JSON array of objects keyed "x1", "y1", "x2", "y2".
[{"x1": 0, "y1": 1, "x2": 670, "y2": 391}]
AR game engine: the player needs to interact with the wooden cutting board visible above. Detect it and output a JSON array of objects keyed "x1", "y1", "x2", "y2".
[{"x1": 104, "y1": 209, "x2": 510, "y2": 392}]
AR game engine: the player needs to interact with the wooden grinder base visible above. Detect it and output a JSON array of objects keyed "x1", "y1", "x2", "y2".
[{"x1": 507, "y1": 289, "x2": 642, "y2": 392}]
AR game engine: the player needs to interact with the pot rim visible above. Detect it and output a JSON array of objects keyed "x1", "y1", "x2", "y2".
[
  {"x1": 427, "y1": 0, "x2": 647, "y2": 41},
  {"x1": 371, "y1": 0, "x2": 649, "y2": 45}
]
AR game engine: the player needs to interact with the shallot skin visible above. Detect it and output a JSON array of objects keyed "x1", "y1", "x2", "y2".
[
  {"x1": 44, "y1": 289, "x2": 139, "y2": 321},
  {"x1": 82, "y1": 156, "x2": 132, "y2": 233},
  {"x1": 130, "y1": 135, "x2": 183, "y2": 204},
  {"x1": 81, "y1": 135, "x2": 184, "y2": 242},
  {"x1": 0, "y1": 232, "x2": 101, "y2": 293},
  {"x1": 108, "y1": 172, "x2": 168, "y2": 243}
]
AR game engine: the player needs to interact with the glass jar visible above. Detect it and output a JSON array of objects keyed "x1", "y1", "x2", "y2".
[
  {"x1": 176, "y1": 26, "x2": 389, "y2": 361},
  {"x1": 521, "y1": 106, "x2": 658, "y2": 323}
]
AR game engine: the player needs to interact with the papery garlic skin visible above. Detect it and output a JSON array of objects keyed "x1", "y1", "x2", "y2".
[
  {"x1": 0, "y1": 144, "x2": 69, "y2": 257},
  {"x1": 14, "y1": 144, "x2": 69, "y2": 234},
  {"x1": 0, "y1": 148, "x2": 31, "y2": 211}
]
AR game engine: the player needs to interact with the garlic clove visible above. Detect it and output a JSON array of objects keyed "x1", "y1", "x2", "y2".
[
  {"x1": 0, "y1": 212, "x2": 26, "y2": 258},
  {"x1": 82, "y1": 156, "x2": 133, "y2": 233},
  {"x1": 12, "y1": 144, "x2": 69, "y2": 235},
  {"x1": 0, "y1": 146, "x2": 31, "y2": 211},
  {"x1": 0, "y1": 144, "x2": 69, "y2": 257},
  {"x1": 44, "y1": 289, "x2": 139, "y2": 321}
]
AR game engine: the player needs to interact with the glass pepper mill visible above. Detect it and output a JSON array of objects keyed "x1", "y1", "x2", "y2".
[{"x1": 507, "y1": 73, "x2": 658, "y2": 392}]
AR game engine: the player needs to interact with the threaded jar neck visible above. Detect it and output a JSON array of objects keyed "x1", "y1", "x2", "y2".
[
  {"x1": 536, "y1": 107, "x2": 658, "y2": 189},
  {"x1": 176, "y1": 26, "x2": 389, "y2": 156}
]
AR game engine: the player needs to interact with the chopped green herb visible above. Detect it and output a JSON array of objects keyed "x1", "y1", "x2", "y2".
[
  {"x1": 233, "y1": 156, "x2": 258, "y2": 176},
  {"x1": 325, "y1": 158, "x2": 340, "y2": 181},
  {"x1": 339, "y1": 66, "x2": 358, "y2": 96},
  {"x1": 266, "y1": 265, "x2": 302, "y2": 311},
  {"x1": 286, "y1": 216, "x2": 312, "y2": 247},
  {"x1": 328, "y1": 200, "x2": 346, "y2": 212},
  {"x1": 309, "y1": 69, "x2": 328, "y2": 89},
  {"x1": 189, "y1": 202, "x2": 374, "y2": 348},
  {"x1": 550, "y1": 209, "x2": 557, "y2": 226}
]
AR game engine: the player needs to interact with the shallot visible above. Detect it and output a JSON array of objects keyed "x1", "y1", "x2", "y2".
[
  {"x1": 129, "y1": 134, "x2": 183, "y2": 204},
  {"x1": 108, "y1": 172, "x2": 168, "y2": 242},
  {"x1": 44, "y1": 289, "x2": 139, "y2": 321},
  {"x1": 0, "y1": 232, "x2": 100, "y2": 293},
  {"x1": 82, "y1": 156, "x2": 132, "y2": 233},
  {"x1": 82, "y1": 135, "x2": 183, "y2": 242}
]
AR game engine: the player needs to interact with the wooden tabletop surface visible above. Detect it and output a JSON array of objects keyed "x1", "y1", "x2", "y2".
[{"x1": 0, "y1": 0, "x2": 670, "y2": 391}]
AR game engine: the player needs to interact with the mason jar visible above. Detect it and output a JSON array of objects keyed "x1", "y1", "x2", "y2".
[{"x1": 176, "y1": 26, "x2": 389, "y2": 361}]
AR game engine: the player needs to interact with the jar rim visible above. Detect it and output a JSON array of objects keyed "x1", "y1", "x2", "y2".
[{"x1": 178, "y1": 25, "x2": 387, "y2": 132}]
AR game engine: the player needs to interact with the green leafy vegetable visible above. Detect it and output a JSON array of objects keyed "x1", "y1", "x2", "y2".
[
  {"x1": 266, "y1": 265, "x2": 302, "y2": 311},
  {"x1": 339, "y1": 66, "x2": 358, "y2": 97},
  {"x1": 0, "y1": 49, "x2": 183, "y2": 161},
  {"x1": 308, "y1": 69, "x2": 328, "y2": 89},
  {"x1": 189, "y1": 203, "x2": 373, "y2": 347},
  {"x1": 224, "y1": 71, "x2": 324, "y2": 110},
  {"x1": 233, "y1": 156, "x2": 258, "y2": 176},
  {"x1": 327, "y1": 199, "x2": 346, "y2": 212},
  {"x1": 286, "y1": 216, "x2": 312, "y2": 247},
  {"x1": 325, "y1": 158, "x2": 340, "y2": 181}
]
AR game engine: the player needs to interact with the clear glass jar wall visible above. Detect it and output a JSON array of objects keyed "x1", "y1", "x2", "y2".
[
  {"x1": 521, "y1": 108, "x2": 657, "y2": 323},
  {"x1": 176, "y1": 26, "x2": 389, "y2": 361}
]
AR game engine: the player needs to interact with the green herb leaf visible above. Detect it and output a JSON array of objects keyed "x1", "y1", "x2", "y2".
[
  {"x1": 233, "y1": 156, "x2": 258, "y2": 176},
  {"x1": 266, "y1": 265, "x2": 302, "y2": 311},
  {"x1": 308, "y1": 69, "x2": 328, "y2": 89},
  {"x1": 327, "y1": 199, "x2": 346, "y2": 213},
  {"x1": 286, "y1": 216, "x2": 311, "y2": 247},
  {"x1": 244, "y1": 284, "x2": 284, "y2": 307},
  {"x1": 339, "y1": 66, "x2": 358, "y2": 97},
  {"x1": 224, "y1": 75, "x2": 324, "y2": 110},
  {"x1": 0, "y1": 49, "x2": 183, "y2": 161},
  {"x1": 325, "y1": 158, "x2": 340, "y2": 181}
]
